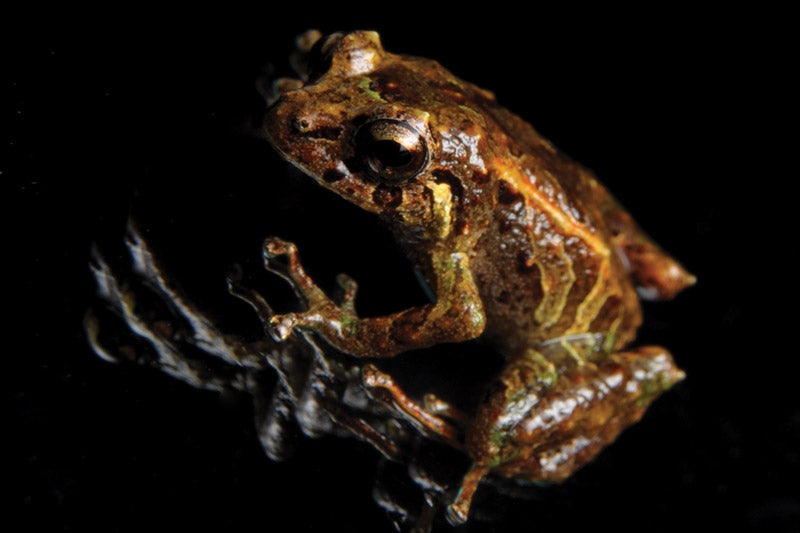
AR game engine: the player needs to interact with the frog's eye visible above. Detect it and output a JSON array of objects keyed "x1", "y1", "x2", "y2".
[{"x1": 355, "y1": 120, "x2": 428, "y2": 181}]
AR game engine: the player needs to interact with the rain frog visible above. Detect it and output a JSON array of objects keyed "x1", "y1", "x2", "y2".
[{"x1": 262, "y1": 30, "x2": 695, "y2": 524}]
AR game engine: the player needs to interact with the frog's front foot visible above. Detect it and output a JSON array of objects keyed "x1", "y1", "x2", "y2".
[
  {"x1": 261, "y1": 236, "x2": 486, "y2": 358},
  {"x1": 261, "y1": 236, "x2": 359, "y2": 345},
  {"x1": 85, "y1": 223, "x2": 401, "y2": 461},
  {"x1": 269, "y1": 313, "x2": 299, "y2": 341},
  {"x1": 263, "y1": 237, "x2": 343, "y2": 310},
  {"x1": 268, "y1": 302, "x2": 352, "y2": 343}
]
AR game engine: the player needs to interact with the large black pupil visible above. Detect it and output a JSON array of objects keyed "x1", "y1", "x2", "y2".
[{"x1": 371, "y1": 139, "x2": 412, "y2": 168}]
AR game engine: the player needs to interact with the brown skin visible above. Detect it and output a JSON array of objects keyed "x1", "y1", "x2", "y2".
[{"x1": 264, "y1": 31, "x2": 695, "y2": 524}]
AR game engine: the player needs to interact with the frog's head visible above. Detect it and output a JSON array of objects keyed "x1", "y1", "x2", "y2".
[{"x1": 265, "y1": 30, "x2": 497, "y2": 244}]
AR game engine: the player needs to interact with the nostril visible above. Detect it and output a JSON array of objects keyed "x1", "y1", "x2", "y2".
[
  {"x1": 294, "y1": 118, "x2": 311, "y2": 133},
  {"x1": 292, "y1": 117, "x2": 342, "y2": 140}
]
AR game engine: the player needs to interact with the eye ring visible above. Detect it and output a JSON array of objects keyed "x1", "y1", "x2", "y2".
[{"x1": 354, "y1": 119, "x2": 429, "y2": 181}]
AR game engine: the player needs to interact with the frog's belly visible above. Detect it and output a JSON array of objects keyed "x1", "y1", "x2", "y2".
[{"x1": 471, "y1": 225, "x2": 641, "y2": 356}]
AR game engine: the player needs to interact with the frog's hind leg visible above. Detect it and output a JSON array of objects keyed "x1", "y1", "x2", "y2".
[
  {"x1": 359, "y1": 365, "x2": 486, "y2": 529},
  {"x1": 362, "y1": 364, "x2": 464, "y2": 450},
  {"x1": 591, "y1": 178, "x2": 695, "y2": 300},
  {"x1": 359, "y1": 377, "x2": 477, "y2": 531},
  {"x1": 446, "y1": 344, "x2": 686, "y2": 525},
  {"x1": 421, "y1": 392, "x2": 471, "y2": 428}
]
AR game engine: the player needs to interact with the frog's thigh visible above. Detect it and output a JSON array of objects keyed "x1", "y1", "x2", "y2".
[
  {"x1": 448, "y1": 345, "x2": 686, "y2": 524},
  {"x1": 510, "y1": 345, "x2": 686, "y2": 481},
  {"x1": 525, "y1": 345, "x2": 687, "y2": 482}
]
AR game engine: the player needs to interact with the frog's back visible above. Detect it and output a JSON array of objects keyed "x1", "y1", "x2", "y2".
[{"x1": 470, "y1": 103, "x2": 643, "y2": 357}]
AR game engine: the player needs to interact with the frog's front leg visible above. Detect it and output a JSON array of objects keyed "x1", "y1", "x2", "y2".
[{"x1": 264, "y1": 237, "x2": 486, "y2": 357}]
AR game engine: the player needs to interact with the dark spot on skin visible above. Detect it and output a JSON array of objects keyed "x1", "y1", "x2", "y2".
[
  {"x1": 372, "y1": 185, "x2": 403, "y2": 208},
  {"x1": 472, "y1": 169, "x2": 490, "y2": 184},
  {"x1": 498, "y1": 180, "x2": 523, "y2": 205},
  {"x1": 323, "y1": 168, "x2": 346, "y2": 183},
  {"x1": 516, "y1": 249, "x2": 537, "y2": 273},
  {"x1": 497, "y1": 290, "x2": 510, "y2": 304},
  {"x1": 497, "y1": 214, "x2": 514, "y2": 234},
  {"x1": 508, "y1": 143, "x2": 524, "y2": 158},
  {"x1": 432, "y1": 169, "x2": 464, "y2": 203}
]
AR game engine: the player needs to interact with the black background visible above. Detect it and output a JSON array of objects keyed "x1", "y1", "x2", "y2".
[{"x1": 6, "y1": 8, "x2": 796, "y2": 532}]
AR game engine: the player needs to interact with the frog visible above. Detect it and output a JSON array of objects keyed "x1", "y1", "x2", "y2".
[{"x1": 258, "y1": 30, "x2": 696, "y2": 524}]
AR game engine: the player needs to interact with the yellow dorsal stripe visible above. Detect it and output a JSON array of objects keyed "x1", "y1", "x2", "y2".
[{"x1": 495, "y1": 160, "x2": 609, "y2": 257}]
